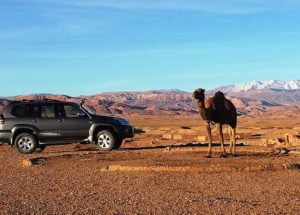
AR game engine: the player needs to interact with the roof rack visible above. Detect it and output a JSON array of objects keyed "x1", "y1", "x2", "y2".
[{"x1": 11, "y1": 99, "x2": 63, "y2": 103}]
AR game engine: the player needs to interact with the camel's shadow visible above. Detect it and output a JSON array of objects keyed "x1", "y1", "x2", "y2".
[
  {"x1": 40, "y1": 142, "x2": 246, "y2": 154},
  {"x1": 123, "y1": 142, "x2": 246, "y2": 151},
  {"x1": 37, "y1": 142, "x2": 284, "y2": 158}
]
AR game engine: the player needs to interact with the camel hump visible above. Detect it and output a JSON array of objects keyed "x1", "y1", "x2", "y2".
[{"x1": 214, "y1": 91, "x2": 225, "y2": 99}]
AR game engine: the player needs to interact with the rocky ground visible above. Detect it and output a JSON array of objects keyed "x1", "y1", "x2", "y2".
[
  {"x1": 0, "y1": 142, "x2": 299, "y2": 214},
  {"x1": 1, "y1": 116, "x2": 300, "y2": 214}
]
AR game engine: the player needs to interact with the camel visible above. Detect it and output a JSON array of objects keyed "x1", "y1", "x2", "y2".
[{"x1": 193, "y1": 88, "x2": 237, "y2": 158}]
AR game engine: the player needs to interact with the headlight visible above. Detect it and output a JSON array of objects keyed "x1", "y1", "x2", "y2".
[{"x1": 114, "y1": 118, "x2": 130, "y2": 125}]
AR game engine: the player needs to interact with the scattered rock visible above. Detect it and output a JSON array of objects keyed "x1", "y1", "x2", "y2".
[
  {"x1": 173, "y1": 135, "x2": 183, "y2": 140},
  {"x1": 159, "y1": 127, "x2": 171, "y2": 131},
  {"x1": 21, "y1": 159, "x2": 33, "y2": 167},
  {"x1": 178, "y1": 129, "x2": 198, "y2": 135},
  {"x1": 289, "y1": 151, "x2": 300, "y2": 155},
  {"x1": 151, "y1": 138, "x2": 160, "y2": 145},
  {"x1": 262, "y1": 138, "x2": 286, "y2": 146},
  {"x1": 198, "y1": 136, "x2": 207, "y2": 142},
  {"x1": 100, "y1": 162, "x2": 300, "y2": 173},
  {"x1": 235, "y1": 135, "x2": 242, "y2": 139},
  {"x1": 262, "y1": 138, "x2": 268, "y2": 146},
  {"x1": 162, "y1": 134, "x2": 172, "y2": 140},
  {"x1": 164, "y1": 147, "x2": 171, "y2": 152}
]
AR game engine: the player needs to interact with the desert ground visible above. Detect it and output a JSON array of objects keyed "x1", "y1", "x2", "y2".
[{"x1": 0, "y1": 116, "x2": 300, "y2": 214}]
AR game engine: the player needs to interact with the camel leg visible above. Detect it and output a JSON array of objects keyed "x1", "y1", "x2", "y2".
[
  {"x1": 218, "y1": 123, "x2": 227, "y2": 157},
  {"x1": 205, "y1": 122, "x2": 212, "y2": 158},
  {"x1": 232, "y1": 127, "x2": 237, "y2": 156},
  {"x1": 229, "y1": 126, "x2": 233, "y2": 155}
]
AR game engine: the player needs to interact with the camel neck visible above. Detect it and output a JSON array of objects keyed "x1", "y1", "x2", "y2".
[{"x1": 197, "y1": 100, "x2": 207, "y2": 120}]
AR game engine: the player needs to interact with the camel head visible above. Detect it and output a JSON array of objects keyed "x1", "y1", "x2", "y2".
[{"x1": 193, "y1": 88, "x2": 205, "y2": 101}]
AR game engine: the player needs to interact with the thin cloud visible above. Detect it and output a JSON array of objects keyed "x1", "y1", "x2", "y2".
[{"x1": 5, "y1": 0, "x2": 300, "y2": 14}]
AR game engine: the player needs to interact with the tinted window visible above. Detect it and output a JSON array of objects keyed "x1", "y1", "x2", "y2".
[
  {"x1": 64, "y1": 105, "x2": 85, "y2": 118},
  {"x1": 12, "y1": 105, "x2": 27, "y2": 117},
  {"x1": 12, "y1": 104, "x2": 39, "y2": 118},
  {"x1": 41, "y1": 105, "x2": 55, "y2": 118}
]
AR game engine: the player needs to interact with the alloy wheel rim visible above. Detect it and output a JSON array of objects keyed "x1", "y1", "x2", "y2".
[
  {"x1": 17, "y1": 136, "x2": 34, "y2": 152},
  {"x1": 97, "y1": 134, "x2": 112, "y2": 149}
]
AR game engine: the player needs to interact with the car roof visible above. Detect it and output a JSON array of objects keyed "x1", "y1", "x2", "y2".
[
  {"x1": 9, "y1": 99, "x2": 76, "y2": 104},
  {"x1": 2, "y1": 100, "x2": 80, "y2": 116}
]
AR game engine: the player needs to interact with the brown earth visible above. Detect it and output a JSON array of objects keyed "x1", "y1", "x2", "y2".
[{"x1": 1, "y1": 116, "x2": 300, "y2": 214}]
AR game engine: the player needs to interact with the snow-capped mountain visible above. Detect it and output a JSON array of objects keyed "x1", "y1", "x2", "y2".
[{"x1": 212, "y1": 80, "x2": 300, "y2": 93}]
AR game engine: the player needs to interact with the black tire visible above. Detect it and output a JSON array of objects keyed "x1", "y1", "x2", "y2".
[
  {"x1": 15, "y1": 133, "x2": 38, "y2": 154},
  {"x1": 96, "y1": 130, "x2": 116, "y2": 151},
  {"x1": 35, "y1": 145, "x2": 46, "y2": 153}
]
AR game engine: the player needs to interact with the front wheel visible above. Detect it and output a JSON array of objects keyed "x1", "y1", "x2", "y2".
[
  {"x1": 15, "y1": 133, "x2": 38, "y2": 154},
  {"x1": 96, "y1": 130, "x2": 116, "y2": 151}
]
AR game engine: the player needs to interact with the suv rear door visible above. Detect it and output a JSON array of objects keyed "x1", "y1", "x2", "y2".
[
  {"x1": 10, "y1": 103, "x2": 58, "y2": 141},
  {"x1": 56, "y1": 103, "x2": 91, "y2": 140},
  {"x1": 37, "y1": 104, "x2": 59, "y2": 141}
]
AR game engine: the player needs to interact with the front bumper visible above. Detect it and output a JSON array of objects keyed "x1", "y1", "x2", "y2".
[{"x1": 118, "y1": 125, "x2": 135, "y2": 139}]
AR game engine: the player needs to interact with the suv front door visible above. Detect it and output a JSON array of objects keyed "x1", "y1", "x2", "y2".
[{"x1": 56, "y1": 104, "x2": 91, "y2": 140}]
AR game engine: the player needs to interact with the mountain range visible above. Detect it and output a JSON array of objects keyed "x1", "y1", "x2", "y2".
[
  {"x1": 212, "y1": 80, "x2": 300, "y2": 92},
  {"x1": 1, "y1": 80, "x2": 299, "y2": 117}
]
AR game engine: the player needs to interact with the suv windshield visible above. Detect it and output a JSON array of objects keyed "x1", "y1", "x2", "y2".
[{"x1": 82, "y1": 105, "x2": 96, "y2": 115}]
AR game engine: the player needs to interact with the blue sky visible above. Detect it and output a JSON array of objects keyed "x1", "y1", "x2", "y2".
[{"x1": 1, "y1": 0, "x2": 300, "y2": 96}]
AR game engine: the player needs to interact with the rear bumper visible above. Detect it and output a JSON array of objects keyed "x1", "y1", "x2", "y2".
[{"x1": 0, "y1": 131, "x2": 12, "y2": 144}]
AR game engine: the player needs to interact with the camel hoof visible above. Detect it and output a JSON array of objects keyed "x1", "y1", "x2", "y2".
[
  {"x1": 205, "y1": 155, "x2": 212, "y2": 158},
  {"x1": 220, "y1": 154, "x2": 228, "y2": 158}
]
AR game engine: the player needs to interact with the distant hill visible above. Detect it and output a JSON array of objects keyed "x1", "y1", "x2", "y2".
[{"x1": 1, "y1": 80, "x2": 299, "y2": 118}]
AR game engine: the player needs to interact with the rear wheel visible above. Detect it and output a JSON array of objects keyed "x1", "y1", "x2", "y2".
[
  {"x1": 96, "y1": 130, "x2": 116, "y2": 151},
  {"x1": 15, "y1": 133, "x2": 38, "y2": 154}
]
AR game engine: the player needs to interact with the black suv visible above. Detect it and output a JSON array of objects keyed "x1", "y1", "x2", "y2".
[{"x1": 0, "y1": 100, "x2": 134, "y2": 154}]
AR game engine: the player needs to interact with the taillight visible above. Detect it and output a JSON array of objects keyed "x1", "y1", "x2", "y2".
[{"x1": 0, "y1": 113, "x2": 4, "y2": 124}]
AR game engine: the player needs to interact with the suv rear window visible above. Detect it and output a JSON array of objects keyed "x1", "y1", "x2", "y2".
[{"x1": 11, "y1": 104, "x2": 40, "y2": 118}]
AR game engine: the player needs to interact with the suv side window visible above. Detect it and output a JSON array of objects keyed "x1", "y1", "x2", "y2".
[
  {"x1": 41, "y1": 105, "x2": 55, "y2": 118},
  {"x1": 63, "y1": 105, "x2": 86, "y2": 118},
  {"x1": 12, "y1": 104, "x2": 40, "y2": 118}
]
